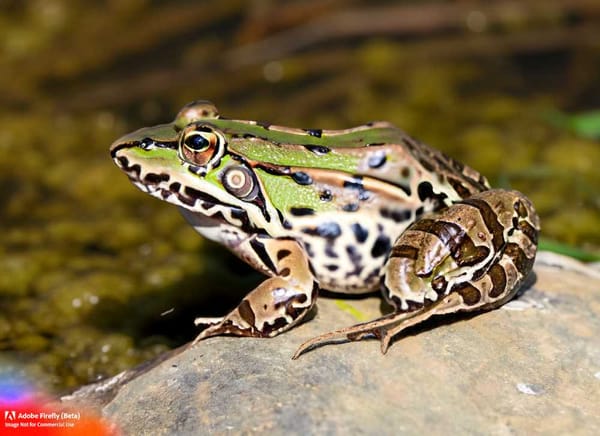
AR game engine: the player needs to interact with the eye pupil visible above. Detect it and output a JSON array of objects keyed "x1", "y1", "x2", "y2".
[{"x1": 186, "y1": 134, "x2": 209, "y2": 151}]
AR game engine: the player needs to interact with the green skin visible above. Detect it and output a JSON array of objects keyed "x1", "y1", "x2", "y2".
[{"x1": 110, "y1": 101, "x2": 540, "y2": 358}]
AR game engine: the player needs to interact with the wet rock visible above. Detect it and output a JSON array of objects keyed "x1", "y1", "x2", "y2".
[{"x1": 63, "y1": 252, "x2": 600, "y2": 434}]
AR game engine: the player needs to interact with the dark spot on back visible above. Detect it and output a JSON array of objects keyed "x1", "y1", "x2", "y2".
[
  {"x1": 343, "y1": 176, "x2": 364, "y2": 191},
  {"x1": 305, "y1": 129, "x2": 322, "y2": 138},
  {"x1": 417, "y1": 155, "x2": 435, "y2": 172},
  {"x1": 401, "y1": 136, "x2": 419, "y2": 151},
  {"x1": 451, "y1": 158, "x2": 464, "y2": 172},
  {"x1": 256, "y1": 121, "x2": 271, "y2": 129},
  {"x1": 305, "y1": 145, "x2": 330, "y2": 155},
  {"x1": 358, "y1": 190, "x2": 372, "y2": 201},
  {"x1": 447, "y1": 177, "x2": 472, "y2": 199},
  {"x1": 292, "y1": 172, "x2": 313, "y2": 185},
  {"x1": 320, "y1": 189, "x2": 333, "y2": 202}
]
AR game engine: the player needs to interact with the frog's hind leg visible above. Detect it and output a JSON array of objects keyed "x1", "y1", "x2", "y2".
[
  {"x1": 292, "y1": 293, "x2": 464, "y2": 359},
  {"x1": 192, "y1": 236, "x2": 318, "y2": 344},
  {"x1": 293, "y1": 189, "x2": 539, "y2": 359}
]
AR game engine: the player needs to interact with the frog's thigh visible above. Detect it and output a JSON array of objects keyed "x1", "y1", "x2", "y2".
[
  {"x1": 293, "y1": 189, "x2": 538, "y2": 357},
  {"x1": 379, "y1": 190, "x2": 537, "y2": 348},
  {"x1": 193, "y1": 237, "x2": 318, "y2": 343},
  {"x1": 384, "y1": 190, "x2": 538, "y2": 311}
]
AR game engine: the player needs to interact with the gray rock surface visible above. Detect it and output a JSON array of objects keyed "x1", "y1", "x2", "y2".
[{"x1": 63, "y1": 252, "x2": 600, "y2": 435}]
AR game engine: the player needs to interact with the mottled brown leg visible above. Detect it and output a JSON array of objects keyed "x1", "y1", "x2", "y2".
[
  {"x1": 193, "y1": 237, "x2": 318, "y2": 343},
  {"x1": 293, "y1": 189, "x2": 539, "y2": 359}
]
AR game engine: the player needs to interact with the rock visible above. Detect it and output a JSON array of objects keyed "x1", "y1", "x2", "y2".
[{"x1": 62, "y1": 252, "x2": 600, "y2": 434}]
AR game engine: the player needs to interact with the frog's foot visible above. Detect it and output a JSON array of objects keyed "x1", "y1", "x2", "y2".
[
  {"x1": 191, "y1": 236, "x2": 318, "y2": 346},
  {"x1": 192, "y1": 311, "x2": 258, "y2": 344},
  {"x1": 292, "y1": 293, "x2": 462, "y2": 359},
  {"x1": 192, "y1": 277, "x2": 318, "y2": 345}
]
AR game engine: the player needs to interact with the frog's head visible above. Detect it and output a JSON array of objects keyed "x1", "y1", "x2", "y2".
[{"x1": 110, "y1": 101, "x2": 278, "y2": 234}]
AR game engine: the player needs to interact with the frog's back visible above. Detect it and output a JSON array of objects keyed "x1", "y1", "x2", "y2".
[{"x1": 219, "y1": 119, "x2": 489, "y2": 200}]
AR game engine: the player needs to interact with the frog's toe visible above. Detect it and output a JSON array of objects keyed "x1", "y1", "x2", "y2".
[
  {"x1": 380, "y1": 330, "x2": 394, "y2": 354},
  {"x1": 193, "y1": 316, "x2": 224, "y2": 327},
  {"x1": 192, "y1": 318, "x2": 258, "y2": 345}
]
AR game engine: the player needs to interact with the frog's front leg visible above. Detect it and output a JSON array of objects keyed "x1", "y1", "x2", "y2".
[
  {"x1": 193, "y1": 236, "x2": 318, "y2": 343},
  {"x1": 293, "y1": 189, "x2": 539, "y2": 358}
]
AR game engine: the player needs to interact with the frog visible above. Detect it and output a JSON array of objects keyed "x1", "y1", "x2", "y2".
[{"x1": 110, "y1": 100, "x2": 540, "y2": 359}]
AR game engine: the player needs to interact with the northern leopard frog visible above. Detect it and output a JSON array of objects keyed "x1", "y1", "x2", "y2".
[{"x1": 110, "y1": 101, "x2": 540, "y2": 358}]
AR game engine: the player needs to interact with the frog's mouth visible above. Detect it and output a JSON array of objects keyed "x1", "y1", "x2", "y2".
[
  {"x1": 113, "y1": 150, "x2": 220, "y2": 206},
  {"x1": 112, "y1": 143, "x2": 253, "y2": 233}
]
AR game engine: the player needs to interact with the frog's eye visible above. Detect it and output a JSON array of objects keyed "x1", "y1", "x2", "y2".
[
  {"x1": 221, "y1": 165, "x2": 257, "y2": 200},
  {"x1": 179, "y1": 124, "x2": 225, "y2": 170},
  {"x1": 184, "y1": 133, "x2": 210, "y2": 152}
]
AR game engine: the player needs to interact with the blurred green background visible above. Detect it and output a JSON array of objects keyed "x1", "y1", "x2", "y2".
[{"x1": 1, "y1": 0, "x2": 599, "y2": 393}]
